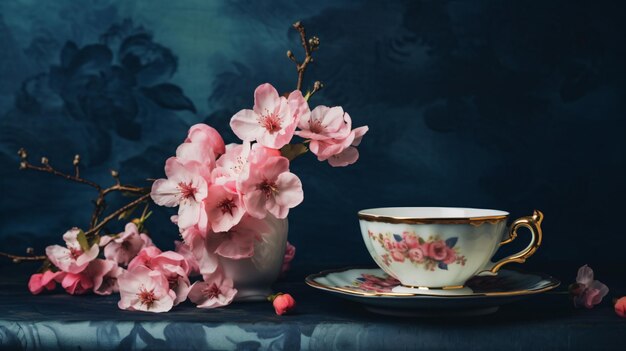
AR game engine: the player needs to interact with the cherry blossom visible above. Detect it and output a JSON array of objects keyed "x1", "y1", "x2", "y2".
[
  {"x1": 204, "y1": 184, "x2": 246, "y2": 232},
  {"x1": 118, "y1": 265, "x2": 177, "y2": 313},
  {"x1": 239, "y1": 156, "x2": 303, "y2": 219},
  {"x1": 60, "y1": 272, "x2": 93, "y2": 295},
  {"x1": 45, "y1": 228, "x2": 99, "y2": 274},
  {"x1": 151, "y1": 157, "x2": 209, "y2": 229},
  {"x1": 211, "y1": 215, "x2": 267, "y2": 259},
  {"x1": 188, "y1": 271, "x2": 237, "y2": 308},
  {"x1": 28, "y1": 270, "x2": 64, "y2": 295},
  {"x1": 296, "y1": 105, "x2": 350, "y2": 140},
  {"x1": 100, "y1": 222, "x2": 153, "y2": 266},
  {"x1": 85, "y1": 259, "x2": 124, "y2": 296},
  {"x1": 230, "y1": 83, "x2": 305, "y2": 149},
  {"x1": 176, "y1": 124, "x2": 224, "y2": 168},
  {"x1": 571, "y1": 264, "x2": 609, "y2": 309}
]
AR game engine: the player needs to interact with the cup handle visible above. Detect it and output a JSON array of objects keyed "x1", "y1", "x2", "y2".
[{"x1": 479, "y1": 210, "x2": 544, "y2": 275}]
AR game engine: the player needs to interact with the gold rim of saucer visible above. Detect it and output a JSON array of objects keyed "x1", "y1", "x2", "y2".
[
  {"x1": 305, "y1": 266, "x2": 560, "y2": 298},
  {"x1": 357, "y1": 213, "x2": 508, "y2": 225}
]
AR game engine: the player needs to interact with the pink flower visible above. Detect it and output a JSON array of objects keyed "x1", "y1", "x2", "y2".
[
  {"x1": 615, "y1": 297, "x2": 626, "y2": 318},
  {"x1": 383, "y1": 238, "x2": 394, "y2": 250},
  {"x1": 230, "y1": 83, "x2": 305, "y2": 149},
  {"x1": 390, "y1": 249, "x2": 406, "y2": 262},
  {"x1": 426, "y1": 240, "x2": 448, "y2": 261},
  {"x1": 118, "y1": 265, "x2": 177, "y2": 313},
  {"x1": 45, "y1": 228, "x2": 99, "y2": 274},
  {"x1": 100, "y1": 222, "x2": 153, "y2": 266},
  {"x1": 188, "y1": 271, "x2": 237, "y2": 308},
  {"x1": 28, "y1": 270, "x2": 64, "y2": 295},
  {"x1": 296, "y1": 106, "x2": 351, "y2": 140},
  {"x1": 571, "y1": 264, "x2": 609, "y2": 309},
  {"x1": 403, "y1": 233, "x2": 420, "y2": 249},
  {"x1": 182, "y1": 228, "x2": 219, "y2": 276},
  {"x1": 211, "y1": 142, "x2": 251, "y2": 190},
  {"x1": 84, "y1": 259, "x2": 124, "y2": 295},
  {"x1": 281, "y1": 241, "x2": 296, "y2": 274},
  {"x1": 174, "y1": 240, "x2": 199, "y2": 276},
  {"x1": 151, "y1": 157, "x2": 209, "y2": 229},
  {"x1": 60, "y1": 272, "x2": 93, "y2": 295},
  {"x1": 185, "y1": 123, "x2": 226, "y2": 155},
  {"x1": 212, "y1": 216, "x2": 266, "y2": 259},
  {"x1": 272, "y1": 293, "x2": 296, "y2": 315},
  {"x1": 394, "y1": 241, "x2": 409, "y2": 252},
  {"x1": 129, "y1": 248, "x2": 190, "y2": 278},
  {"x1": 408, "y1": 248, "x2": 425, "y2": 263},
  {"x1": 203, "y1": 184, "x2": 246, "y2": 232},
  {"x1": 175, "y1": 124, "x2": 225, "y2": 169},
  {"x1": 443, "y1": 247, "x2": 457, "y2": 264},
  {"x1": 239, "y1": 156, "x2": 303, "y2": 219},
  {"x1": 325, "y1": 126, "x2": 369, "y2": 167}
]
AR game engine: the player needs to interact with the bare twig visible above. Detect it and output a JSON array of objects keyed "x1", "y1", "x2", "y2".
[
  {"x1": 18, "y1": 149, "x2": 101, "y2": 190},
  {"x1": 0, "y1": 252, "x2": 46, "y2": 263},
  {"x1": 288, "y1": 21, "x2": 319, "y2": 92},
  {"x1": 85, "y1": 193, "x2": 151, "y2": 237}
]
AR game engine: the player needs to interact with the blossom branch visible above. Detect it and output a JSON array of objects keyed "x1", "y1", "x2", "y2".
[
  {"x1": 17, "y1": 148, "x2": 151, "y2": 238},
  {"x1": 288, "y1": 21, "x2": 320, "y2": 92},
  {"x1": 85, "y1": 193, "x2": 151, "y2": 236},
  {"x1": 0, "y1": 251, "x2": 46, "y2": 263}
]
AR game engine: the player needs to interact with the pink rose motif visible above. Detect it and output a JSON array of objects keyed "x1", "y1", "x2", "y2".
[
  {"x1": 84, "y1": 259, "x2": 124, "y2": 295},
  {"x1": 28, "y1": 270, "x2": 64, "y2": 295},
  {"x1": 408, "y1": 247, "x2": 426, "y2": 263},
  {"x1": 394, "y1": 241, "x2": 409, "y2": 253},
  {"x1": 390, "y1": 249, "x2": 406, "y2": 262},
  {"x1": 239, "y1": 156, "x2": 303, "y2": 219},
  {"x1": 60, "y1": 272, "x2": 93, "y2": 295},
  {"x1": 403, "y1": 232, "x2": 420, "y2": 249},
  {"x1": 188, "y1": 271, "x2": 237, "y2": 308},
  {"x1": 117, "y1": 265, "x2": 177, "y2": 313},
  {"x1": 45, "y1": 228, "x2": 99, "y2": 274},
  {"x1": 383, "y1": 238, "x2": 394, "y2": 250},
  {"x1": 100, "y1": 222, "x2": 153, "y2": 266},
  {"x1": 427, "y1": 240, "x2": 448, "y2": 261},
  {"x1": 151, "y1": 157, "x2": 210, "y2": 230},
  {"x1": 229, "y1": 83, "x2": 305, "y2": 149},
  {"x1": 281, "y1": 241, "x2": 296, "y2": 274},
  {"x1": 443, "y1": 247, "x2": 457, "y2": 264}
]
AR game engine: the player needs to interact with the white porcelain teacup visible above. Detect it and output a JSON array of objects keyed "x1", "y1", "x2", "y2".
[{"x1": 358, "y1": 207, "x2": 543, "y2": 289}]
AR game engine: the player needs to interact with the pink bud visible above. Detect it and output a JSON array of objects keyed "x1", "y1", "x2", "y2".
[{"x1": 272, "y1": 293, "x2": 296, "y2": 315}]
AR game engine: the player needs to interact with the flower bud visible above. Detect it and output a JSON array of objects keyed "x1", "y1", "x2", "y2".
[
  {"x1": 308, "y1": 36, "x2": 320, "y2": 50},
  {"x1": 41, "y1": 157, "x2": 49, "y2": 165},
  {"x1": 269, "y1": 293, "x2": 296, "y2": 315},
  {"x1": 73, "y1": 154, "x2": 81, "y2": 166}
]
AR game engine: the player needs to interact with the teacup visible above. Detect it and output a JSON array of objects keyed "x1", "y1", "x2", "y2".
[{"x1": 358, "y1": 207, "x2": 543, "y2": 289}]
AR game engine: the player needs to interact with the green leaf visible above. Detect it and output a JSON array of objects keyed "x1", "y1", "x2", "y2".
[
  {"x1": 118, "y1": 205, "x2": 138, "y2": 220},
  {"x1": 76, "y1": 230, "x2": 91, "y2": 252},
  {"x1": 418, "y1": 237, "x2": 425, "y2": 244},
  {"x1": 280, "y1": 143, "x2": 308, "y2": 161}
]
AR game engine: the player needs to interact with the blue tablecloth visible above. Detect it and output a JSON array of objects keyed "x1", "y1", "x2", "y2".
[{"x1": 1, "y1": 272, "x2": 624, "y2": 350}]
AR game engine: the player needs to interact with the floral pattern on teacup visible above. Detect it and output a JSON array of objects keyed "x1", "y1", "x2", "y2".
[
  {"x1": 347, "y1": 273, "x2": 400, "y2": 293},
  {"x1": 368, "y1": 230, "x2": 467, "y2": 271}
]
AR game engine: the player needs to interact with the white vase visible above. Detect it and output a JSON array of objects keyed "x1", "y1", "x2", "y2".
[{"x1": 220, "y1": 215, "x2": 288, "y2": 301}]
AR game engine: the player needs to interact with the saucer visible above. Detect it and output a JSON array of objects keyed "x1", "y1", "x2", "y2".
[{"x1": 305, "y1": 267, "x2": 560, "y2": 316}]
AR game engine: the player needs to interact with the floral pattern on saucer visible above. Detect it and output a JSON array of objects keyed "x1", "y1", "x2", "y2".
[
  {"x1": 368, "y1": 231, "x2": 467, "y2": 271},
  {"x1": 348, "y1": 273, "x2": 400, "y2": 293}
]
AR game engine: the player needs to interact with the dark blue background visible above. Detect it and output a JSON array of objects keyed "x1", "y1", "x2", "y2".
[{"x1": 1, "y1": 0, "x2": 624, "y2": 280}]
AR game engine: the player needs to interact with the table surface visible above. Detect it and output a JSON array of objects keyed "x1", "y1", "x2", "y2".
[{"x1": 1, "y1": 269, "x2": 624, "y2": 351}]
